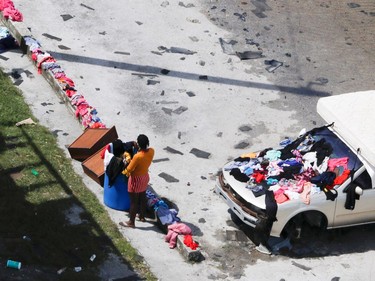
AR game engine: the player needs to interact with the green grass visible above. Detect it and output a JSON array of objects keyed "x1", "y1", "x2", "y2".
[{"x1": 0, "y1": 70, "x2": 156, "y2": 280}]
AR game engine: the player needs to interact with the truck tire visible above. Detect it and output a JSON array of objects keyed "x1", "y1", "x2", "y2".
[{"x1": 281, "y1": 211, "x2": 328, "y2": 240}]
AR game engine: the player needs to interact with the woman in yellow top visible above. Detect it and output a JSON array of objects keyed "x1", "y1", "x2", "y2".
[{"x1": 119, "y1": 134, "x2": 154, "y2": 228}]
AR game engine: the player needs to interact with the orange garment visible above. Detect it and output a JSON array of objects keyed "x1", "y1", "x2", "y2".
[
  {"x1": 241, "y1": 152, "x2": 257, "y2": 158},
  {"x1": 333, "y1": 169, "x2": 351, "y2": 185},
  {"x1": 326, "y1": 169, "x2": 351, "y2": 189},
  {"x1": 123, "y1": 148, "x2": 154, "y2": 177}
]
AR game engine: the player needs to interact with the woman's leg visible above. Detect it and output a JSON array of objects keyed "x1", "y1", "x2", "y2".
[
  {"x1": 138, "y1": 191, "x2": 147, "y2": 220},
  {"x1": 128, "y1": 192, "x2": 140, "y2": 226}
]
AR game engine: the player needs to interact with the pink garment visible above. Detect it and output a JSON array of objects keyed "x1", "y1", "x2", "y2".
[
  {"x1": 292, "y1": 149, "x2": 303, "y2": 162},
  {"x1": 0, "y1": 0, "x2": 14, "y2": 10},
  {"x1": 3, "y1": 6, "x2": 23, "y2": 21},
  {"x1": 275, "y1": 193, "x2": 289, "y2": 204},
  {"x1": 328, "y1": 157, "x2": 349, "y2": 171},
  {"x1": 75, "y1": 103, "x2": 89, "y2": 118},
  {"x1": 81, "y1": 112, "x2": 92, "y2": 128},
  {"x1": 293, "y1": 179, "x2": 306, "y2": 193},
  {"x1": 165, "y1": 222, "x2": 192, "y2": 249},
  {"x1": 71, "y1": 97, "x2": 86, "y2": 106},
  {"x1": 36, "y1": 55, "x2": 55, "y2": 74},
  {"x1": 267, "y1": 161, "x2": 283, "y2": 177},
  {"x1": 54, "y1": 72, "x2": 66, "y2": 79},
  {"x1": 65, "y1": 89, "x2": 76, "y2": 98},
  {"x1": 74, "y1": 98, "x2": 89, "y2": 117},
  {"x1": 57, "y1": 76, "x2": 75, "y2": 87},
  {"x1": 294, "y1": 167, "x2": 316, "y2": 182},
  {"x1": 300, "y1": 182, "x2": 312, "y2": 205},
  {"x1": 273, "y1": 185, "x2": 287, "y2": 197}
]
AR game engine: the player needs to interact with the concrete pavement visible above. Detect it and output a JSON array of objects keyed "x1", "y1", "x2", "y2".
[{"x1": 1, "y1": 0, "x2": 375, "y2": 280}]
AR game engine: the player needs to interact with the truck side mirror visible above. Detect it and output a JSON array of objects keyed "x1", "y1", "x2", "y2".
[{"x1": 355, "y1": 186, "x2": 363, "y2": 196}]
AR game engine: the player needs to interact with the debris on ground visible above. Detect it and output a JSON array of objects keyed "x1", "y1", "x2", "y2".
[
  {"x1": 236, "y1": 50, "x2": 264, "y2": 60},
  {"x1": 264, "y1": 59, "x2": 283, "y2": 72},
  {"x1": 15, "y1": 117, "x2": 36, "y2": 127}
]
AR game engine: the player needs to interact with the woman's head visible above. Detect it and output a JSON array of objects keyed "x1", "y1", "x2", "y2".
[{"x1": 137, "y1": 134, "x2": 149, "y2": 150}]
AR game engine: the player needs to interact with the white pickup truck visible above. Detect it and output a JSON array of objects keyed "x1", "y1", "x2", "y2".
[{"x1": 215, "y1": 91, "x2": 375, "y2": 251}]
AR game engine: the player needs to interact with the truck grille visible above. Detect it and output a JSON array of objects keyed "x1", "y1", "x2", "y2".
[{"x1": 218, "y1": 172, "x2": 267, "y2": 219}]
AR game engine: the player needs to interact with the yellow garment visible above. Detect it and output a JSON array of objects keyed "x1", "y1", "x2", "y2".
[
  {"x1": 122, "y1": 148, "x2": 154, "y2": 177},
  {"x1": 240, "y1": 152, "x2": 257, "y2": 158},
  {"x1": 123, "y1": 151, "x2": 131, "y2": 164}
]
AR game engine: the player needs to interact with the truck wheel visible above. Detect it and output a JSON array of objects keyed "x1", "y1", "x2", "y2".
[
  {"x1": 281, "y1": 214, "x2": 303, "y2": 240},
  {"x1": 281, "y1": 211, "x2": 327, "y2": 240}
]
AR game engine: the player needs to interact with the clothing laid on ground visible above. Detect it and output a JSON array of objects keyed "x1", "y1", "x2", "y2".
[{"x1": 165, "y1": 222, "x2": 192, "y2": 249}]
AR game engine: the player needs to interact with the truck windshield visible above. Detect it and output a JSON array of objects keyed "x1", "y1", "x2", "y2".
[{"x1": 313, "y1": 127, "x2": 362, "y2": 171}]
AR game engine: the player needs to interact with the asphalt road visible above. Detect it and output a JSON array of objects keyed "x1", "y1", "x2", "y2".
[
  {"x1": 202, "y1": 0, "x2": 375, "y2": 125},
  {"x1": 2, "y1": 0, "x2": 375, "y2": 280}
]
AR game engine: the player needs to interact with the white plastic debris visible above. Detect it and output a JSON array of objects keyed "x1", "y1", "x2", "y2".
[{"x1": 90, "y1": 254, "x2": 96, "y2": 262}]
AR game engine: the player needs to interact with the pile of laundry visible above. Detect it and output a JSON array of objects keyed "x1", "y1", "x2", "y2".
[
  {"x1": 146, "y1": 189, "x2": 199, "y2": 250},
  {"x1": 22, "y1": 36, "x2": 106, "y2": 129},
  {"x1": 0, "y1": 0, "x2": 23, "y2": 22},
  {"x1": 225, "y1": 125, "x2": 352, "y2": 205},
  {"x1": 0, "y1": 26, "x2": 18, "y2": 52}
]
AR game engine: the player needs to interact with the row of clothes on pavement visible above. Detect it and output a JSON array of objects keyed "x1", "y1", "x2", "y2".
[
  {"x1": 11, "y1": 35, "x2": 106, "y2": 129},
  {"x1": 1, "y1": 0, "x2": 104, "y2": 129},
  {"x1": 146, "y1": 189, "x2": 199, "y2": 250}
]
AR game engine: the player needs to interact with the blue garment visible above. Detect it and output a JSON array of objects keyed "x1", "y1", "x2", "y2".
[
  {"x1": 157, "y1": 205, "x2": 174, "y2": 225},
  {"x1": 279, "y1": 138, "x2": 292, "y2": 147},
  {"x1": 278, "y1": 159, "x2": 300, "y2": 167},
  {"x1": 264, "y1": 150, "x2": 281, "y2": 161},
  {"x1": 170, "y1": 208, "x2": 181, "y2": 223},
  {"x1": 153, "y1": 200, "x2": 169, "y2": 211},
  {"x1": 267, "y1": 178, "x2": 278, "y2": 185},
  {"x1": 248, "y1": 185, "x2": 263, "y2": 192},
  {"x1": 224, "y1": 161, "x2": 249, "y2": 171},
  {"x1": 243, "y1": 166, "x2": 253, "y2": 176}
]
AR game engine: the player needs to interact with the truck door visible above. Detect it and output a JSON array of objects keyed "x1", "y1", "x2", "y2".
[{"x1": 333, "y1": 169, "x2": 375, "y2": 227}]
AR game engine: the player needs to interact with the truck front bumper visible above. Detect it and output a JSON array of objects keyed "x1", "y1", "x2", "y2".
[{"x1": 215, "y1": 173, "x2": 264, "y2": 228}]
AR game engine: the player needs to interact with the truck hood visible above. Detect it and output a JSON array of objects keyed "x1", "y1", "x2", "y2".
[
  {"x1": 222, "y1": 169, "x2": 269, "y2": 209},
  {"x1": 317, "y1": 90, "x2": 375, "y2": 168}
]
